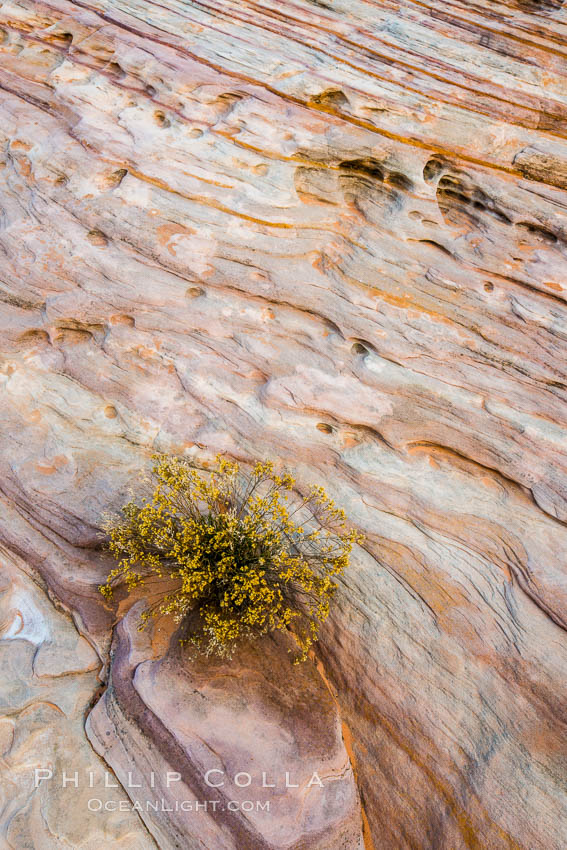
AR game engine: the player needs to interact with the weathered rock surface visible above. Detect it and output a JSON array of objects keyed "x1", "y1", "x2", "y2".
[
  {"x1": 0, "y1": 546, "x2": 157, "y2": 848},
  {"x1": 87, "y1": 605, "x2": 363, "y2": 849},
  {"x1": 1, "y1": 0, "x2": 567, "y2": 847}
]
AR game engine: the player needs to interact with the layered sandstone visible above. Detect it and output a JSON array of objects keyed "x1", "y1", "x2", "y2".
[
  {"x1": 1, "y1": 0, "x2": 567, "y2": 847},
  {"x1": 87, "y1": 605, "x2": 363, "y2": 849}
]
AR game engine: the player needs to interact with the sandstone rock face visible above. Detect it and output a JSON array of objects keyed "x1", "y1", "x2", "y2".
[
  {"x1": 0, "y1": 547, "x2": 157, "y2": 848},
  {"x1": 87, "y1": 605, "x2": 363, "y2": 849},
  {"x1": 1, "y1": 0, "x2": 567, "y2": 848}
]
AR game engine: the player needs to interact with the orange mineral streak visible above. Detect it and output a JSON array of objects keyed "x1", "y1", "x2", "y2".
[
  {"x1": 355, "y1": 688, "x2": 523, "y2": 850},
  {"x1": 156, "y1": 221, "x2": 197, "y2": 255},
  {"x1": 32, "y1": 0, "x2": 550, "y2": 182},
  {"x1": 312, "y1": 653, "x2": 376, "y2": 850},
  {"x1": 35, "y1": 455, "x2": 69, "y2": 475}
]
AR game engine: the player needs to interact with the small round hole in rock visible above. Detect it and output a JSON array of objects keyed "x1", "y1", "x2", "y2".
[
  {"x1": 51, "y1": 31, "x2": 73, "y2": 45},
  {"x1": 154, "y1": 110, "x2": 170, "y2": 128},
  {"x1": 316, "y1": 423, "x2": 333, "y2": 434},
  {"x1": 484, "y1": 282, "x2": 494, "y2": 292},
  {"x1": 108, "y1": 62, "x2": 124, "y2": 78},
  {"x1": 351, "y1": 342, "x2": 369, "y2": 355},
  {"x1": 87, "y1": 230, "x2": 108, "y2": 247},
  {"x1": 423, "y1": 157, "x2": 444, "y2": 183},
  {"x1": 109, "y1": 314, "x2": 135, "y2": 327},
  {"x1": 186, "y1": 286, "x2": 204, "y2": 298}
]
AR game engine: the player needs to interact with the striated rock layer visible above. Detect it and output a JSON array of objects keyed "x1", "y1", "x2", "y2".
[
  {"x1": 1, "y1": 0, "x2": 567, "y2": 847},
  {"x1": 87, "y1": 605, "x2": 364, "y2": 849},
  {"x1": 0, "y1": 546, "x2": 158, "y2": 848}
]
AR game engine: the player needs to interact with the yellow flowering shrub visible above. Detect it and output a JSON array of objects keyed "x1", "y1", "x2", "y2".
[{"x1": 100, "y1": 455, "x2": 362, "y2": 662}]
